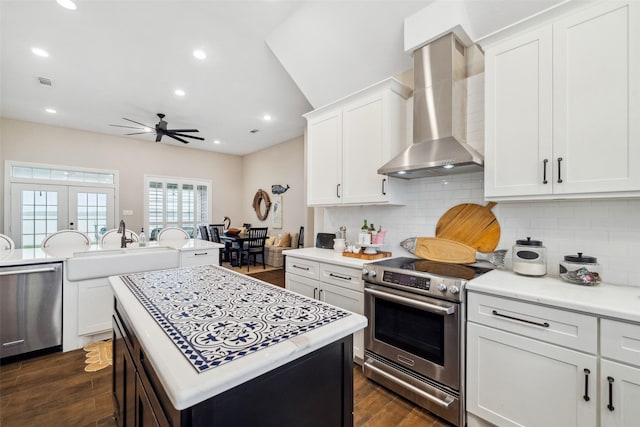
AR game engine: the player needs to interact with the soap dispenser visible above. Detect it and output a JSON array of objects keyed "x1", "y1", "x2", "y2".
[{"x1": 139, "y1": 228, "x2": 147, "y2": 247}]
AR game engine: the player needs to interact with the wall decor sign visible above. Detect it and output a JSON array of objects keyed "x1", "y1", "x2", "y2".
[{"x1": 272, "y1": 194, "x2": 282, "y2": 229}]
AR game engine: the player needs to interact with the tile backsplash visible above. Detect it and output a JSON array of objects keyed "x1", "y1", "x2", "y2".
[{"x1": 322, "y1": 172, "x2": 640, "y2": 287}]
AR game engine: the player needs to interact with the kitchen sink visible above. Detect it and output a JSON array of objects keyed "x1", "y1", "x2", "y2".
[{"x1": 66, "y1": 246, "x2": 180, "y2": 281}]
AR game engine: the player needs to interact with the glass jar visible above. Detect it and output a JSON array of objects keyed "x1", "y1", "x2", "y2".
[
  {"x1": 559, "y1": 253, "x2": 601, "y2": 285},
  {"x1": 512, "y1": 237, "x2": 546, "y2": 277}
]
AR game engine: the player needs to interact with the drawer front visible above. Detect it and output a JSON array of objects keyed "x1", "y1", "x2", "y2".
[
  {"x1": 180, "y1": 249, "x2": 218, "y2": 267},
  {"x1": 286, "y1": 257, "x2": 320, "y2": 280},
  {"x1": 601, "y1": 318, "x2": 640, "y2": 367},
  {"x1": 467, "y1": 292, "x2": 597, "y2": 353},
  {"x1": 319, "y1": 263, "x2": 363, "y2": 293}
]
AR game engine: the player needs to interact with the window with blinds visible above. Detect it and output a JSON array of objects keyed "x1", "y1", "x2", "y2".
[{"x1": 145, "y1": 176, "x2": 211, "y2": 240}]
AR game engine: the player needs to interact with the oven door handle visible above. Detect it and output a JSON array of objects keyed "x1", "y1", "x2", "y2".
[
  {"x1": 365, "y1": 287, "x2": 455, "y2": 315},
  {"x1": 364, "y1": 359, "x2": 455, "y2": 408}
]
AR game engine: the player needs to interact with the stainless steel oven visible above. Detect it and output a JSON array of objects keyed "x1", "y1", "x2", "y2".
[{"x1": 362, "y1": 257, "x2": 491, "y2": 426}]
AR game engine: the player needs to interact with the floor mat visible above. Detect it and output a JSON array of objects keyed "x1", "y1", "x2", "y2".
[{"x1": 83, "y1": 339, "x2": 112, "y2": 372}]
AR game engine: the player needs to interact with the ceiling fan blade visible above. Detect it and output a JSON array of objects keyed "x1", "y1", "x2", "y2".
[
  {"x1": 123, "y1": 118, "x2": 152, "y2": 128},
  {"x1": 126, "y1": 132, "x2": 152, "y2": 136},
  {"x1": 109, "y1": 124, "x2": 143, "y2": 130},
  {"x1": 167, "y1": 134, "x2": 190, "y2": 144},
  {"x1": 166, "y1": 128, "x2": 199, "y2": 133},
  {"x1": 169, "y1": 132, "x2": 205, "y2": 140}
]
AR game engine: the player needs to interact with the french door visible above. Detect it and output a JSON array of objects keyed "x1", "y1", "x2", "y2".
[{"x1": 9, "y1": 183, "x2": 115, "y2": 248}]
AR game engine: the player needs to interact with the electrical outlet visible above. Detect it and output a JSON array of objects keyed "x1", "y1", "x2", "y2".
[{"x1": 122, "y1": 210, "x2": 134, "y2": 216}]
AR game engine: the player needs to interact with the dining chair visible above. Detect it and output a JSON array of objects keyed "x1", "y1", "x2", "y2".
[
  {"x1": 198, "y1": 225, "x2": 210, "y2": 241},
  {"x1": 0, "y1": 233, "x2": 15, "y2": 251},
  {"x1": 239, "y1": 227, "x2": 268, "y2": 271},
  {"x1": 100, "y1": 228, "x2": 139, "y2": 248},
  {"x1": 209, "y1": 224, "x2": 225, "y2": 239},
  {"x1": 210, "y1": 226, "x2": 231, "y2": 265},
  {"x1": 157, "y1": 227, "x2": 190, "y2": 243}
]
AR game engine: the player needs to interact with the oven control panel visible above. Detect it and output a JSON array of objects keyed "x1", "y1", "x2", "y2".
[{"x1": 382, "y1": 271, "x2": 430, "y2": 290}]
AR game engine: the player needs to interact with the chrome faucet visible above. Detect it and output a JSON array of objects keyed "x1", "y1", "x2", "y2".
[{"x1": 118, "y1": 220, "x2": 134, "y2": 248}]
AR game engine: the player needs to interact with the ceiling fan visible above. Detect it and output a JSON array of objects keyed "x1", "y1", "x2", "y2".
[{"x1": 109, "y1": 113, "x2": 204, "y2": 144}]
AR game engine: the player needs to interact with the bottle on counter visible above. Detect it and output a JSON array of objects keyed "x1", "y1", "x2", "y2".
[
  {"x1": 361, "y1": 219, "x2": 369, "y2": 231},
  {"x1": 139, "y1": 228, "x2": 147, "y2": 247},
  {"x1": 359, "y1": 219, "x2": 371, "y2": 245}
]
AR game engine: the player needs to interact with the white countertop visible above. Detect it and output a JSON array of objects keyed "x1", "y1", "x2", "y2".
[
  {"x1": 0, "y1": 239, "x2": 223, "y2": 267},
  {"x1": 283, "y1": 247, "x2": 393, "y2": 269},
  {"x1": 109, "y1": 266, "x2": 367, "y2": 410},
  {"x1": 467, "y1": 269, "x2": 640, "y2": 323}
]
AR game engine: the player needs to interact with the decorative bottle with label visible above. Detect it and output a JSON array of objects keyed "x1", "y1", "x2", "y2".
[{"x1": 139, "y1": 228, "x2": 147, "y2": 247}]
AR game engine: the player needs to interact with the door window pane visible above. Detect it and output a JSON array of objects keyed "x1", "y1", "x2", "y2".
[
  {"x1": 21, "y1": 190, "x2": 59, "y2": 249},
  {"x1": 75, "y1": 191, "x2": 109, "y2": 243}
]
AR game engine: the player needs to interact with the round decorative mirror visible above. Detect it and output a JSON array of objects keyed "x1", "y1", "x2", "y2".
[{"x1": 253, "y1": 189, "x2": 271, "y2": 221}]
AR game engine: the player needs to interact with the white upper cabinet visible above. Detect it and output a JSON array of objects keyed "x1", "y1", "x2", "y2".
[
  {"x1": 305, "y1": 78, "x2": 411, "y2": 206},
  {"x1": 484, "y1": 1, "x2": 640, "y2": 200}
]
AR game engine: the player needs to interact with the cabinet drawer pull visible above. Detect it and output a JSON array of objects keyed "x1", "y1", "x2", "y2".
[
  {"x1": 557, "y1": 157, "x2": 563, "y2": 183},
  {"x1": 329, "y1": 273, "x2": 351, "y2": 281},
  {"x1": 381, "y1": 178, "x2": 387, "y2": 195},
  {"x1": 542, "y1": 159, "x2": 548, "y2": 184},
  {"x1": 193, "y1": 252, "x2": 209, "y2": 256},
  {"x1": 336, "y1": 184, "x2": 341, "y2": 198},
  {"x1": 491, "y1": 310, "x2": 550, "y2": 328},
  {"x1": 607, "y1": 376, "x2": 615, "y2": 411},
  {"x1": 293, "y1": 264, "x2": 310, "y2": 271},
  {"x1": 583, "y1": 368, "x2": 591, "y2": 401}
]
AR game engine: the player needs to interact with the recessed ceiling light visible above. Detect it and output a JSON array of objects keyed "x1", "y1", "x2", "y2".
[
  {"x1": 31, "y1": 47, "x2": 49, "y2": 58},
  {"x1": 45, "y1": 108, "x2": 57, "y2": 114},
  {"x1": 263, "y1": 114, "x2": 272, "y2": 121},
  {"x1": 174, "y1": 89, "x2": 185, "y2": 97},
  {"x1": 56, "y1": 0, "x2": 77, "y2": 10},
  {"x1": 193, "y1": 49, "x2": 207, "y2": 60},
  {"x1": 213, "y1": 139, "x2": 221, "y2": 144}
]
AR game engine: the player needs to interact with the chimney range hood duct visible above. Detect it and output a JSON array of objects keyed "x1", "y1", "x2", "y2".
[{"x1": 378, "y1": 32, "x2": 483, "y2": 179}]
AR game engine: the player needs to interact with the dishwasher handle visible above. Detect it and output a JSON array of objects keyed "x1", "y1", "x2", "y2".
[{"x1": 0, "y1": 266, "x2": 59, "y2": 276}]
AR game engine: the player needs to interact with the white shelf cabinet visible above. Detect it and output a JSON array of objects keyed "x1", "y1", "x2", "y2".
[
  {"x1": 285, "y1": 257, "x2": 365, "y2": 362},
  {"x1": 305, "y1": 78, "x2": 411, "y2": 206},
  {"x1": 484, "y1": 1, "x2": 640, "y2": 199}
]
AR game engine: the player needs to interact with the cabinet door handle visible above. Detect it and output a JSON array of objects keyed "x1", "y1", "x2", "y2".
[
  {"x1": 583, "y1": 368, "x2": 591, "y2": 401},
  {"x1": 607, "y1": 376, "x2": 615, "y2": 411},
  {"x1": 336, "y1": 184, "x2": 341, "y2": 198},
  {"x1": 557, "y1": 157, "x2": 563, "y2": 183},
  {"x1": 329, "y1": 273, "x2": 351, "y2": 281},
  {"x1": 319, "y1": 289, "x2": 324, "y2": 300},
  {"x1": 381, "y1": 178, "x2": 387, "y2": 195},
  {"x1": 491, "y1": 310, "x2": 550, "y2": 328},
  {"x1": 293, "y1": 264, "x2": 310, "y2": 271},
  {"x1": 542, "y1": 159, "x2": 549, "y2": 184},
  {"x1": 313, "y1": 287, "x2": 318, "y2": 299}
]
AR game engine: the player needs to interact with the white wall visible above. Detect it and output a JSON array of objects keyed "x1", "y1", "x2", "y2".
[
  {"x1": 321, "y1": 172, "x2": 640, "y2": 287},
  {"x1": 241, "y1": 135, "x2": 308, "y2": 243},
  {"x1": 0, "y1": 118, "x2": 244, "y2": 235}
]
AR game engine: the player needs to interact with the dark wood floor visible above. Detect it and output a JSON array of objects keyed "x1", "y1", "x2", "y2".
[
  {"x1": 0, "y1": 269, "x2": 450, "y2": 427},
  {"x1": 1, "y1": 349, "x2": 450, "y2": 427}
]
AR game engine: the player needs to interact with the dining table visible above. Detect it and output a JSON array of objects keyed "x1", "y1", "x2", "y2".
[{"x1": 219, "y1": 232, "x2": 254, "y2": 267}]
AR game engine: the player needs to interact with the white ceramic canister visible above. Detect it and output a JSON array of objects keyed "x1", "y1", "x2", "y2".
[
  {"x1": 512, "y1": 237, "x2": 546, "y2": 277},
  {"x1": 333, "y1": 238, "x2": 346, "y2": 253}
]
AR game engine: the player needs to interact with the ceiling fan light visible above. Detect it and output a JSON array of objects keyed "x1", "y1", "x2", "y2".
[
  {"x1": 56, "y1": 0, "x2": 77, "y2": 10},
  {"x1": 193, "y1": 49, "x2": 207, "y2": 60},
  {"x1": 143, "y1": 127, "x2": 152, "y2": 133}
]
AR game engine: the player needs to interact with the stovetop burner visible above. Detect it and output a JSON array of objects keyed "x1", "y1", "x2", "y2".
[{"x1": 367, "y1": 257, "x2": 493, "y2": 280}]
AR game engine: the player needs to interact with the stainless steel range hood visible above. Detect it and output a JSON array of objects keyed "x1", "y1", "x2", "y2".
[{"x1": 378, "y1": 33, "x2": 483, "y2": 179}]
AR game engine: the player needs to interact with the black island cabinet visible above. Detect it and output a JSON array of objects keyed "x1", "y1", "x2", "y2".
[{"x1": 112, "y1": 296, "x2": 355, "y2": 427}]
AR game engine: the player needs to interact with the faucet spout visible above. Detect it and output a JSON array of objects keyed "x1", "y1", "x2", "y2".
[{"x1": 118, "y1": 220, "x2": 134, "y2": 248}]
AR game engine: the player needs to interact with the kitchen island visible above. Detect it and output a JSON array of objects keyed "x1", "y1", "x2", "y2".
[{"x1": 109, "y1": 264, "x2": 366, "y2": 427}]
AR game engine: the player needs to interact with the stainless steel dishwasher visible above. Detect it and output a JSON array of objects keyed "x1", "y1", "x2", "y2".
[{"x1": 1, "y1": 262, "x2": 63, "y2": 360}]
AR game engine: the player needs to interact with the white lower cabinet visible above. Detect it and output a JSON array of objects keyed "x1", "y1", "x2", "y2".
[
  {"x1": 77, "y1": 277, "x2": 113, "y2": 335},
  {"x1": 286, "y1": 257, "x2": 365, "y2": 363},
  {"x1": 467, "y1": 322, "x2": 597, "y2": 427},
  {"x1": 179, "y1": 248, "x2": 219, "y2": 267},
  {"x1": 467, "y1": 292, "x2": 640, "y2": 427}
]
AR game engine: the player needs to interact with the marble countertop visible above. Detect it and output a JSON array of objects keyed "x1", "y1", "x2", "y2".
[
  {"x1": 467, "y1": 269, "x2": 640, "y2": 324},
  {"x1": 0, "y1": 239, "x2": 223, "y2": 267},
  {"x1": 109, "y1": 265, "x2": 367, "y2": 410},
  {"x1": 283, "y1": 247, "x2": 393, "y2": 269}
]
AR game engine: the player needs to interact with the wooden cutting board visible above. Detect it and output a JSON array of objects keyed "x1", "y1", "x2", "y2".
[
  {"x1": 435, "y1": 202, "x2": 500, "y2": 253},
  {"x1": 413, "y1": 237, "x2": 478, "y2": 264}
]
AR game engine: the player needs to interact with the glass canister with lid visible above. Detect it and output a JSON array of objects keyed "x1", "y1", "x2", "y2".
[
  {"x1": 559, "y1": 252, "x2": 601, "y2": 285},
  {"x1": 512, "y1": 237, "x2": 547, "y2": 277}
]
